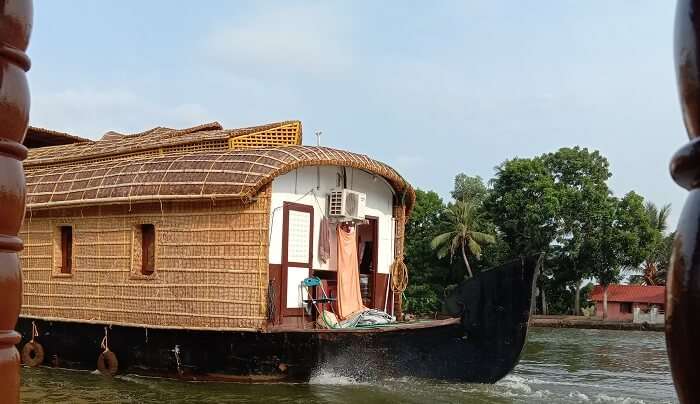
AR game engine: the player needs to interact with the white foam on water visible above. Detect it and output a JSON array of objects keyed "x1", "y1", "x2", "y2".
[
  {"x1": 593, "y1": 394, "x2": 646, "y2": 404},
  {"x1": 568, "y1": 391, "x2": 591, "y2": 401},
  {"x1": 497, "y1": 375, "x2": 533, "y2": 394},
  {"x1": 115, "y1": 374, "x2": 152, "y2": 385},
  {"x1": 308, "y1": 369, "x2": 366, "y2": 386}
]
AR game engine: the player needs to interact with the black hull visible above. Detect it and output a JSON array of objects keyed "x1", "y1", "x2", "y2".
[{"x1": 16, "y1": 257, "x2": 539, "y2": 383}]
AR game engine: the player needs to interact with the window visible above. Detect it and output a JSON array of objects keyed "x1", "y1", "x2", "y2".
[
  {"x1": 620, "y1": 302, "x2": 633, "y2": 314},
  {"x1": 59, "y1": 226, "x2": 73, "y2": 274},
  {"x1": 140, "y1": 224, "x2": 156, "y2": 275}
]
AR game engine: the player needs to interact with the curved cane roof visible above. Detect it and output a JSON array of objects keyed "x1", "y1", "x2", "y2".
[
  {"x1": 24, "y1": 126, "x2": 93, "y2": 148},
  {"x1": 25, "y1": 146, "x2": 415, "y2": 212},
  {"x1": 25, "y1": 121, "x2": 300, "y2": 168},
  {"x1": 24, "y1": 120, "x2": 414, "y2": 212}
]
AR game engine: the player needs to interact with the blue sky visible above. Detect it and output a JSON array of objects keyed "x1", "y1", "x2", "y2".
[{"x1": 29, "y1": 1, "x2": 686, "y2": 228}]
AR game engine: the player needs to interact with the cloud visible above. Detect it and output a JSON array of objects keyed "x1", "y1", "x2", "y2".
[
  {"x1": 31, "y1": 88, "x2": 213, "y2": 138},
  {"x1": 202, "y1": 5, "x2": 351, "y2": 77}
]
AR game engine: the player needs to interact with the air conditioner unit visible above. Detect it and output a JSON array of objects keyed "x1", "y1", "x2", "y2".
[{"x1": 328, "y1": 189, "x2": 366, "y2": 221}]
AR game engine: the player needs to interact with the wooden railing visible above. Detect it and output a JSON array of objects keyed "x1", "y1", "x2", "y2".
[
  {"x1": 669, "y1": 0, "x2": 700, "y2": 402},
  {"x1": 0, "y1": 1, "x2": 697, "y2": 403},
  {"x1": 0, "y1": 0, "x2": 32, "y2": 402}
]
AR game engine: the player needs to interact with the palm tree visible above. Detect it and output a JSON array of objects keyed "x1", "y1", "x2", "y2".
[
  {"x1": 632, "y1": 202, "x2": 671, "y2": 286},
  {"x1": 646, "y1": 202, "x2": 671, "y2": 234},
  {"x1": 629, "y1": 267, "x2": 667, "y2": 286},
  {"x1": 430, "y1": 201, "x2": 495, "y2": 278}
]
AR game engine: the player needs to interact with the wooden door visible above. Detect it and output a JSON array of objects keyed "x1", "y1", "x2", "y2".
[{"x1": 281, "y1": 202, "x2": 314, "y2": 317}]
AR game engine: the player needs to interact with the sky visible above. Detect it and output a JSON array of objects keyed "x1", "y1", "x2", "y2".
[{"x1": 29, "y1": 1, "x2": 686, "y2": 229}]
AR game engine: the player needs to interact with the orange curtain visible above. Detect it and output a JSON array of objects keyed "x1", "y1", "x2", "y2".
[{"x1": 336, "y1": 226, "x2": 365, "y2": 319}]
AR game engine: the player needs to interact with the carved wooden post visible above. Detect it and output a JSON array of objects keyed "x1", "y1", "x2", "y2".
[
  {"x1": 669, "y1": 1, "x2": 700, "y2": 402},
  {"x1": 0, "y1": 0, "x2": 32, "y2": 402}
]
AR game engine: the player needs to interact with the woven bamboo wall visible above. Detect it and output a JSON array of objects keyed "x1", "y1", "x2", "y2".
[{"x1": 19, "y1": 185, "x2": 271, "y2": 331}]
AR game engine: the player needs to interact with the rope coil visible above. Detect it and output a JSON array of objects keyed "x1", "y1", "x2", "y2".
[{"x1": 391, "y1": 256, "x2": 408, "y2": 293}]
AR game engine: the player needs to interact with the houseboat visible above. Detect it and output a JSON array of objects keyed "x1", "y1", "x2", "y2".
[{"x1": 16, "y1": 120, "x2": 539, "y2": 383}]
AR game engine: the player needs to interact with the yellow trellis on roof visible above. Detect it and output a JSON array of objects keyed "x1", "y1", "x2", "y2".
[{"x1": 229, "y1": 121, "x2": 302, "y2": 150}]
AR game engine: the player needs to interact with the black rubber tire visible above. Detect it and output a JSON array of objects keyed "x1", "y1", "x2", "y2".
[
  {"x1": 21, "y1": 341, "x2": 44, "y2": 367},
  {"x1": 97, "y1": 350, "x2": 118, "y2": 376}
]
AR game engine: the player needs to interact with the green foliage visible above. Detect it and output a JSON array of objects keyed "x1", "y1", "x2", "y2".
[
  {"x1": 404, "y1": 189, "x2": 449, "y2": 286},
  {"x1": 485, "y1": 157, "x2": 560, "y2": 255},
  {"x1": 579, "y1": 192, "x2": 655, "y2": 286},
  {"x1": 452, "y1": 174, "x2": 489, "y2": 205},
  {"x1": 484, "y1": 147, "x2": 658, "y2": 314},
  {"x1": 544, "y1": 147, "x2": 613, "y2": 288},
  {"x1": 403, "y1": 189, "x2": 452, "y2": 311},
  {"x1": 402, "y1": 147, "x2": 666, "y2": 317},
  {"x1": 430, "y1": 200, "x2": 495, "y2": 278},
  {"x1": 645, "y1": 202, "x2": 671, "y2": 234},
  {"x1": 403, "y1": 284, "x2": 441, "y2": 315},
  {"x1": 657, "y1": 232, "x2": 675, "y2": 272},
  {"x1": 628, "y1": 202, "x2": 673, "y2": 286}
]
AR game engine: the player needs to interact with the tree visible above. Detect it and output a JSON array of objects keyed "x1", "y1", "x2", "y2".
[
  {"x1": 485, "y1": 157, "x2": 560, "y2": 256},
  {"x1": 486, "y1": 148, "x2": 656, "y2": 317},
  {"x1": 485, "y1": 157, "x2": 561, "y2": 314},
  {"x1": 404, "y1": 189, "x2": 448, "y2": 287},
  {"x1": 646, "y1": 202, "x2": 671, "y2": 234},
  {"x1": 431, "y1": 200, "x2": 495, "y2": 278},
  {"x1": 403, "y1": 189, "x2": 450, "y2": 313},
  {"x1": 629, "y1": 203, "x2": 671, "y2": 286},
  {"x1": 578, "y1": 192, "x2": 655, "y2": 318},
  {"x1": 542, "y1": 147, "x2": 613, "y2": 315},
  {"x1": 452, "y1": 174, "x2": 489, "y2": 205}
]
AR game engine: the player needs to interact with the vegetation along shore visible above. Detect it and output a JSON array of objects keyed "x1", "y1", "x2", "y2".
[{"x1": 403, "y1": 146, "x2": 672, "y2": 319}]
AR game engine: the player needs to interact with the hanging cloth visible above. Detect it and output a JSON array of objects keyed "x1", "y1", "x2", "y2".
[
  {"x1": 336, "y1": 225, "x2": 365, "y2": 319},
  {"x1": 318, "y1": 216, "x2": 331, "y2": 263}
]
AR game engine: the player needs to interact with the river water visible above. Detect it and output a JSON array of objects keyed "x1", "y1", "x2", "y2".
[{"x1": 19, "y1": 327, "x2": 677, "y2": 403}]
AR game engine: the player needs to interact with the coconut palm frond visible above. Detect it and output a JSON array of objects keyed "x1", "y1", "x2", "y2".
[
  {"x1": 470, "y1": 231, "x2": 496, "y2": 245},
  {"x1": 645, "y1": 202, "x2": 671, "y2": 234},
  {"x1": 468, "y1": 237, "x2": 482, "y2": 259},
  {"x1": 449, "y1": 234, "x2": 461, "y2": 259},
  {"x1": 430, "y1": 232, "x2": 453, "y2": 251},
  {"x1": 657, "y1": 204, "x2": 671, "y2": 233},
  {"x1": 436, "y1": 244, "x2": 450, "y2": 260},
  {"x1": 628, "y1": 275, "x2": 646, "y2": 285},
  {"x1": 431, "y1": 199, "x2": 496, "y2": 278}
]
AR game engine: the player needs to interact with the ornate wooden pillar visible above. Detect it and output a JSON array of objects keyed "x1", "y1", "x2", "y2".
[
  {"x1": 0, "y1": 0, "x2": 32, "y2": 402},
  {"x1": 669, "y1": 1, "x2": 700, "y2": 402}
]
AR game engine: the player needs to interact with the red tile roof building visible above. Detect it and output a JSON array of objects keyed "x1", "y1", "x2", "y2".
[{"x1": 590, "y1": 285, "x2": 665, "y2": 321}]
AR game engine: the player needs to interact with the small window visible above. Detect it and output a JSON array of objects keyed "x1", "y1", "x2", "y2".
[
  {"x1": 59, "y1": 226, "x2": 73, "y2": 274},
  {"x1": 620, "y1": 302, "x2": 633, "y2": 314},
  {"x1": 140, "y1": 224, "x2": 156, "y2": 275}
]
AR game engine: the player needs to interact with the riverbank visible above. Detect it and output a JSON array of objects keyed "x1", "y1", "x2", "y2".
[{"x1": 531, "y1": 315, "x2": 664, "y2": 331}]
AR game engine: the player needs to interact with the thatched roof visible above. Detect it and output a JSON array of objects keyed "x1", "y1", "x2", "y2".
[
  {"x1": 25, "y1": 121, "x2": 301, "y2": 168},
  {"x1": 25, "y1": 146, "x2": 415, "y2": 212},
  {"x1": 24, "y1": 126, "x2": 93, "y2": 148}
]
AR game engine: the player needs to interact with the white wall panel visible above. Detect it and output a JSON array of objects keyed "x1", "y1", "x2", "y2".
[
  {"x1": 287, "y1": 267, "x2": 309, "y2": 308},
  {"x1": 269, "y1": 166, "x2": 395, "y2": 274}
]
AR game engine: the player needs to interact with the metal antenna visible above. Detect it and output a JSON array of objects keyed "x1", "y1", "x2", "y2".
[{"x1": 315, "y1": 131, "x2": 322, "y2": 189}]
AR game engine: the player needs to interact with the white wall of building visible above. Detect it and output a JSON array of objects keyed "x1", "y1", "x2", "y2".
[{"x1": 269, "y1": 166, "x2": 395, "y2": 274}]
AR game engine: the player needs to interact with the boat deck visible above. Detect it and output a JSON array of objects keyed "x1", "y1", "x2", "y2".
[{"x1": 266, "y1": 317, "x2": 460, "y2": 333}]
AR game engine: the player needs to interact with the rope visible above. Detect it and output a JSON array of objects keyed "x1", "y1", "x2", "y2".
[
  {"x1": 31, "y1": 321, "x2": 38, "y2": 343},
  {"x1": 100, "y1": 326, "x2": 110, "y2": 352},
  {"x1": 267, "y1": 279, "x2": 277, "y2": 322},
  {"x1": 391, "y1": 255, "x2": 408, "y2": 293}
]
